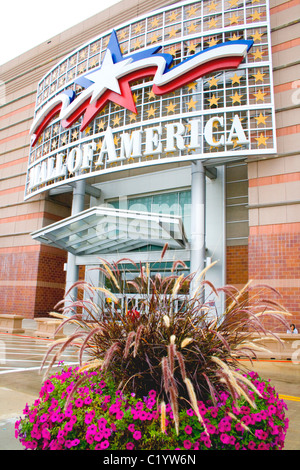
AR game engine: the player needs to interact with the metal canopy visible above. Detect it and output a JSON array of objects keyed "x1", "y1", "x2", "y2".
[{"x1": 31, "y1": 206, "x2": 189, "y2": 256}]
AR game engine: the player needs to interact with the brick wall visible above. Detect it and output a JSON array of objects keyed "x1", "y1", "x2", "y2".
[
  {"x1": 226, "y1": 245, "x2": 248, "y2": 288},
  {"x1": 0, "y1": 245, "x2": 67, "y2": 318},
  {"x1": 248, "y1": 226, "x2": 300, "y2": 332}
]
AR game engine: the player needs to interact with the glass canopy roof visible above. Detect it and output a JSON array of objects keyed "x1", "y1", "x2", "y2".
[{"x1": 31, "y1": 206, "x2": 189, "y2": 256}]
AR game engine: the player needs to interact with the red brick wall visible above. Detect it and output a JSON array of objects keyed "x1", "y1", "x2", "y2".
[
  {"x1": 226, "y1": 245, "x2": 248, "y2": 287},
  {"x1": 0, "y1": 246, "x2": 67, "y2": 318},
  {"x1": 248, "y1": 227, "x2": 300, "y2": 332}
]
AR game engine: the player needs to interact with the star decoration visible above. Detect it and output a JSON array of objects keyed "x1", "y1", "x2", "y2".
[
  {"x1": 207, "y1": 94, "x2": 220, "y2": 107},
  {"x1": 255, "y1": 133, "x2": 269, "y2": 146},
  {"x1": 253, "y1": 70, "x2": 265, "y2": 82},
  {"x1": 229, "y1": 33, "x2": 241, "y2": 41},
  {"x1": 208, "y1": 17, "x2": 218, "y2": 29},
  {"x1": 72, "y1": 130, "x2": 79, "y2": 141},
  {"x1": 147, "y1": 105, "x2": 157, "y2": 118},
  {"x1": 254, "y1": 113, "x2": 267, "y2": 125},
  {"x1": 84, "y1": 126, "x2": 92, "y2": 134},
  {"x1": 113, "y1": 135, "x2": 120, "y2": 146},
  {"x1": 230, "y1": 14, "x2": 240, "y2": 25},
  {"x1": 230, "y1": 73, "x2": 242, "y2": 85},
  {"x1": 168, "y1": 27, "x2": 179, "y2": 38},
  {"x1": 208, "y1": 76, "x2": 219, "y2": 88},
  {"x1": 254, "y1": 89, "x2": 267, "y2": 102},
  {"x1": 207, "y1": 37, "x2": 219, "y2": 47},
  {"x1": 187, "y1": 81, "x2": 197, "y2": 91},
  {"x1": 166, "y1": 101, "x2": 177, "y2": 113},
  {"x1": 113, "y1": 115, "x2": 121, "y2": 126},
  {"x1": 188, "y1": 42, "x2": 198, "y2": 54},
  {"x1": 230, "y1": 91, "x2": 243, "y2": 104},
  {"x1": 208, "y1": 1, "x2": 217, "y2": 11},
  {"x1": 129, "y1": 113, "x2": 138, "y2": 122},
  {"x1": 228, "y1": 0, "x2": 239, "y2": 6},
  {"x1": 187, "y1": 97, "x2": 198, "y2": 110},
  {"x1": 188, "y1": 23, "x2": 197, "y2": 33},
  {"x1": 168, "y1": 11, "x2": 179, "y2": 22},
  {"x1": 252, "y1": 49, "x2": 263, "y2": 60},
  {"x1": 187, "y1": 6, "x2": 197, "y2": 16},
  {"x1": 251, "y1": 10, "x2": 262, "y2": 21},
  {"x1": 251, "y1": 30, "x2": 263, "y2": 42},
  {"x1": 97, "y1": 120, "x2": 105, "y2": 131}
]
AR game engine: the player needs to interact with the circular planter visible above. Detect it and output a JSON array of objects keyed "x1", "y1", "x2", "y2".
[{"x1": 15, "y1": 366, "x2": 289, "y2": 450}]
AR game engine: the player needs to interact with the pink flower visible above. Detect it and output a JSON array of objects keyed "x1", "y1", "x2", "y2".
[
  {"x1": 133, "y1": 430, "x2": 142, "y2": 440},
  {"x1": 126, "y1": 442, "x2": 135, "y2": 450},
  {"x1": 183, "y1": 440, "x2": 192, "y2": 449},
  {"x1": 100, "y1": 440, "x2": 110, "y2": 449},
  {"x1": 220, "y1": 433, "x2": 230, "y2": 445},
  {"x1": 128, "y1": 424, "x2": 135, "y2": 432},
  {"x1": 248, "y1": 441, "x2": 256, "y2": 450},
  {"x1": 75, "y1": 398, "x2": 83, "y2": 408},
  {"x1": 184, "y1": 425, "x2": 193, "y2": 435}
]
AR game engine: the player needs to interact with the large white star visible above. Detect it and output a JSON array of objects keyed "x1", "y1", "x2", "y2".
[{"x1": 85, "y1": 49, "x2": 133, "y2": 104}]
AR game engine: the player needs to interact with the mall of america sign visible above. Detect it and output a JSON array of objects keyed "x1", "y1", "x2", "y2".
[{"x1": 25, "y1": 0, "x2": 275, "y2": 200}]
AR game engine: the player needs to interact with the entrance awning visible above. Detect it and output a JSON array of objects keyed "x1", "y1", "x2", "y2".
[{"x1": 31, "y1": 206, "x2": 189, "y2": 255}]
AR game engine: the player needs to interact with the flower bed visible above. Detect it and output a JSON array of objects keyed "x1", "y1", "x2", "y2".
[{"x1": 15, "y1": 366, "x2": 289, "y2": 451}]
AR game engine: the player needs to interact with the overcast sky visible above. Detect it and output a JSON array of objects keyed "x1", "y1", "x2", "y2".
[{"x1": 0, "y1": 0, "x2": 121, "y2": 65}]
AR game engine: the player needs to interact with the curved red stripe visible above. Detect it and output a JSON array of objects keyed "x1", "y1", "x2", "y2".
[
  {"x1": 31, "y1": 103, "x2": 62, "y2": 146},
  {"x1": 152, "y1": 57, "x2": 243, "y2": 95}
]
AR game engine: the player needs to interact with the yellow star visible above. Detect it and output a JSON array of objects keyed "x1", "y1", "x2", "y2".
[
  {"x1": 147, "y1": 105, "x2": 157, "y2": 118},
  {"x1": 151, "y1": 18, "x2": 159, "y2": 28},
  {"x1": 188, "y1": 81, "x2": 197, "y2": 91},
  {"x1": 229, "y1": 33, "x2": 241, "y2": 41},
  {"x1": 208, "y1": 1, "x2": 217, "y2": 11},
  {"x1": 231, "y1": 138, "x2": 242, "y2": 148},
  {"x1": 84, "y1": 126, "x2": 91, "y2": 134},
  {"x1": 230, "y1": 14, "x2": 240, "y2": 25},
  {"x1": 96, "y1": 140, "x2": 103, "y2": 151},
  {"x1": 150, "y1": 34, "x2": 159, "y2": 44},
  {"x1": 133, "y1": 39, "x2": 142, "y2": 50},
  {"x1": 61, "y1": 134, "x2": 68, "y2": 145},
  {"x1": 254, "y1": 89, "x2": 267, "y2": 102},
  {"x1": 254, "y1": 113, "x2": 267, "y2": 125},
  {"x1": 208, "y1": 76, "x2": 219, "y2": 88},
  {"x1": 134, "y1": 24, "x2": 142, "y2": 34},
  {"x1": 255, "y1": 133, "x2": 269, "y2": 147},
  {"x1": 230, "y1": 73, "x2": 242, "y2": 85},
  {"x1": 129, "y1": 113, "x2": 137, "y2": 122},
  {"x1": 208, "y1": 17, "x2": 218, "y2": 29},
  {"x1": 187, "y1": 6, "x2": 197, "y2": 16},
  {"x1": 97, "y1": 120, "x2": 105, "y2": 132},
  {"x1": 207, "y1": 37, "x2": 219, "y2": 47},
  {"x1": 230, "y1": 91, "x2": 243, "y2": 104},
  {"x1": 148, "y1": 89, "x2": 156, "y2": 100},
  {"x1": 168, "y1": 27, "x2": 178, "y2": 38},
  {"x1": 228, "y1": 0, "x2": 239, "y2": 6},
  {"x1": 252, "y1": 49, "x2": 263, "y2": 60},
  {"x1": 251, "y1": 10, "x2": 262, "y2": 21},
  {"x1": 113, "y1": 135, "x2": 120, "y2": 147},
  {"x1": 251, "y1": 30, "x2": 263, "y2": 42},
  {"x1": 168, "y1": 11, "x2": 178, "y2": 22},
  {"x1": 188, "y1": 42, "x2": 198, "y2": 53},
  {"x1": 207, "y1": 94, "x2": 220, "y2": 107},
  {"x1": 72, "y1": 130, "x2": 78, "y2": 141},
  {"x1": 253, "y1": 70, "x2": 265, "y2": 82},
  {"x1": 188, "y1": 23, "x2": 197, "y2": 34},
  {"x1": 187, "y1": 97, "x2": 198, "y2": 110},
  {"x1": 119, "y1": 31, "x2": 127, "y2": 40},
  {"x1": 166, "y1": 101, "x2": 177, "y2": 114},
  {"x1": 133, "y1": 93, "x2": 139, "y2": 104},
  {"x1": 113, "y1": 115, "x2": 121, "y2": 126}
]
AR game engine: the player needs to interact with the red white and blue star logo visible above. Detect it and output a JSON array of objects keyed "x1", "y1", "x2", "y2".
[{"x1": 30, "y1": 30, "x2": 253, "y2": 147}]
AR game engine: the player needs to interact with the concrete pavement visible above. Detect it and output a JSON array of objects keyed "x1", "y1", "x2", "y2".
[{"x1": 0, "y1": 319, "x2": 299, "y2": 450}]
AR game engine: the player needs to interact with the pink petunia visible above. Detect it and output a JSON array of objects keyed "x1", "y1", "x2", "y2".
[
  {"x1": 133, "y1": 430, "x2": 142, "y2": 440},
  {"x1": 126, "y1": 442, "x2": 135, "y2": 450},
  {"x1": 184, "y1": 425, "x2": 193, "y2": 435},
  {"x1": 183, "y1": 440, "x2": 192, "y2": 450}
]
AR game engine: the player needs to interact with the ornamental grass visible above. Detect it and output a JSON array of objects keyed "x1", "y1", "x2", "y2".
[{"x1": 16, "y1": 245, "x2": 291, "y2": 450}]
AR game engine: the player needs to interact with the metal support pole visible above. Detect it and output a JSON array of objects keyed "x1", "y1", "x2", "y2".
[
  {"x1": 65, "y1": 180, "x2": 86, "y2": 312},
  {"x1": 190, "y1": 160, "x2": 206, "y2": 299}
]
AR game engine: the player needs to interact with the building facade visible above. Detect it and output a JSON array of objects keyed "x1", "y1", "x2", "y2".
[{"x1": 0, "y1": 0, "x2": 299, "y2": 331}]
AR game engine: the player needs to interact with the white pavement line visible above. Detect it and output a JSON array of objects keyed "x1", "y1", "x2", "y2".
[{"x1": 0, "y1": 363, "x2": 76, "y2": 375}]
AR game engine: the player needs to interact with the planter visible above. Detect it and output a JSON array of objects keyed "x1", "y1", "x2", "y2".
[
  {"x1": 34, "y1": 318, "x2": 65, "y2": 340},
  {"x1": 15, "y1": 366, "x2": 289, "y2": 451},
  {"x1": 0, "y1": 314, "x2": 24, "y2": 334}
]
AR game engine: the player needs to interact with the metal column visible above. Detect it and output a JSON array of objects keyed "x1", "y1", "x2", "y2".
[
  {"x1": 190, "y1": 160, "x2": 206, "y2": 298},
  {"x1": 65, "y1": 180, "x2": 86, "y2": 311}
]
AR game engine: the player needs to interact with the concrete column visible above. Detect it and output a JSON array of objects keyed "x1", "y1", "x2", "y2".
[
  {"x1": 65, "y1": 180, "x2": 86, "y2": 311},
  {"x1": 189, "y1": 160, "x2": 206, "y2": 298}
]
